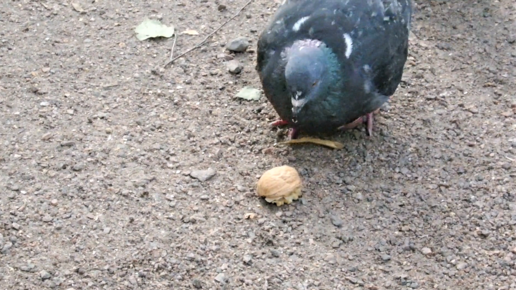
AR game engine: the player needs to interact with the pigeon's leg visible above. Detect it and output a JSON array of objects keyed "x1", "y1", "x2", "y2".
[
  {"x1": 365, "y1": 112, "x2": 374, "y2": 136},
  {"x1": 270, "y1": 119, "x2": 299, "y2": 139},
  {"x1": 270, "y1": 119, "x2": 289, "y2": 127},
  {"x1": 338, "y1": 108, "x2": 381, "y2": 136},
  {"x1": 288, "y1": 128, "x2": 299, "y2": 139},
  {"x1": 337, "y1": 116, "x2": 365, "y2": 131}
]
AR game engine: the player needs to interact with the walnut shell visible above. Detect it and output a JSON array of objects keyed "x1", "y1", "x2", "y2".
[{"x1": 257, "y1": 166, "x2": 302, "y2": 206}]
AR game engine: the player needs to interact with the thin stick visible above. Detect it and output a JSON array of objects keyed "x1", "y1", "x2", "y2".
[
  {"x1": 164, "y1": 0, "x2": 254, "y2": 68},
  {"x1": 169, "y1": 33, "x2": 177, "y2": 61}
]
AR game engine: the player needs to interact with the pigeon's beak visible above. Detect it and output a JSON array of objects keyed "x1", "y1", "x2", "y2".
[{"x1": 291, "y1": 96, "x2": 307, "y2": 123}]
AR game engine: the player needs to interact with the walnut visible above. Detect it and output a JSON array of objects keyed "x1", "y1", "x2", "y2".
[{"x1": 257, "y1": 166, "x2": 302, "y2": 206}]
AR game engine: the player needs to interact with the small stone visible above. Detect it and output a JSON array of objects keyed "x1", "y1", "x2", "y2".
[
  {"x1": 20, "y1": 263, "x2": 36, "y2": 272},
  {"x1": 354, "y1": 192, "x2": 364, "y2": 200},
  {"x1": 381, "y1": 254, "x2": 391, "y2": 262},
  {"x1": 478, "y1": 230, "x2": 490, "y2": 237},
  {"x1": 190, "y1": 168, "x2": 217, "y2": 182},
  {"x1": 214, "y1": 273, "x2": 227, "y2": 283},
  {"x1": 456, "y1": 262, "x2": 468, "y2": 270},
  {"x1": 40, "y1": 101, "x2": 50, "y2": 107},
  {"x1": 243, "y1": 254, "x2": 252, "y2": 265},
  {"x1": 346, "y1": 277, "x2": 359, "y2": 284},
  {"x1": 226, "y1": 37, "x2": 249, "y2": 52},
  {"x1": 40, "y1": 270, "x2": 52, "y2": 280},
  {"x1": 186, "y1": 253, "x2": 196, "y2": 261},
  {"x1": 72, "y1": 163, "x2": 84, "y2": 171},
  {"x1": 60, "y1": 141, "x2": 75, "y2": 147},
  {"x1": 2, "y1": 242, "x2": 13, "y2": 253},
  {"x1": 421, "y1": 247, "x2": 432, "y2": 255},
  {"x1": 218, "y1": 4, "x2": 227, "y2": 11},
  {"x1": 330, "y1": 214, "x2": 343, "y2": 228},
  {"x1": 42, "y1": 215, "x2": 53, "y2": 223},
  {"x1": 103, "y1": 227, "x2": 111, "y2": 234},
  {"x1": 192, "y1": 278, "x2": 203, "y2": 289},
  {"x1": 270, "y1": 249, "x2": 280, "y2": 257},
  {"x1": 12, "y1": 223, "x2": 21, "y2": 230},
  {"x1": 227, "y1": 60, "x2": 243, "y2": 74}
]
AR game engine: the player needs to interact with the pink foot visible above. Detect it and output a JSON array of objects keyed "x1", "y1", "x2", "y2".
[
  {"x1": 365, "y1": 112, "x2": 374, "y2": 136},
  {"x1": 270, "y1": 119, "x2": 289, "y2": 127},
  {"x1": 338, "y1": 108, "x2": 380, "y2": 136},
  {"x1": 288, "y1": 128, "x2": 299, "y2": 139},
  {"x1": 270, "y1": 119, "x2": 299, "y2": 139}
]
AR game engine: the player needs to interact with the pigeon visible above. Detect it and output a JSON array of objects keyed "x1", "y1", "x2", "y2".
[{"x1": 257, "y1": 0, "x2": 412, "y2": 138}]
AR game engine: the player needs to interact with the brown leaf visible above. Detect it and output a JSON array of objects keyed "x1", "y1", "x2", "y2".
[{"x1": 282, "y1": 137, "x2": 344, "y2": 149}]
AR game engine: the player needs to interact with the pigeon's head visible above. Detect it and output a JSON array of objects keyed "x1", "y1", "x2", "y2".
[{"x1": 284, "y1": 41, "x2": 335, "y2": 123}]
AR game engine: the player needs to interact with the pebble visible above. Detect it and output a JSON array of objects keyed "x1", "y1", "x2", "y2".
[
  {"x1": 190, "y1": 168, "x2": 216, "y2": 182},
  {"x1": 243, "y1": 254, "x2": 252, "y2": 265},
  {"x1": 381, "y1": 254, "x2": 392, "y2": 262},
  {"x1": 478, "y1": 230, "x2": 490, "y2": 237},
  {"x1": 72, "y1": 163, "x2": 85, "y2": 171},
  {"x1": 270, "y1": 249, "x2": 280, "y2": 257},
  {"x1": 226, "y1": 37, "x2": 249, "y2": 52},
  {"x1": 456, "y1": 262, "x2": 468, "y2": 270},
  {"x1": 42, "y1": 215, "x2": 53, "y2": 223},
  {"x1": 2, "y1": 242, "x2": 13, "y2": 253},
  {"x1": 214, "y1": 273, "x2": 227, "y2": 283},
  {"x1": 192, "y1": 278, "x2": 203, "y2": 289},
  {"x1": 421, "y1": 247, "x2": 432, "y2": 255},
  {"x1": 20, "y1": 263, "x2": 36, "y2": 272},
  {"x1": 12, "y1": 223, "x2": 21, "y2": 230},
  {"x1": 40, "y1": 270, "x2": 52, "y2": 280},
  {"x1": 226, "y1": 60, "x2": 243, "y2": 74},
  {"x1": 330, "y1": 214, "x2": 343, "y2": 228}
]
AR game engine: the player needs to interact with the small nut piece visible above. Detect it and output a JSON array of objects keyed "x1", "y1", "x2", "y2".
[{"x1": 257, "y1": 165, "x2": 302, "y2": 206}]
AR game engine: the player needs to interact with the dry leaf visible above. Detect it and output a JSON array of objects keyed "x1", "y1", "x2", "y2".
[
  {"x1": 181, "y1": 29, "x2": 200, "y2": 35},
  {"x1": 236, "y1": 87, "x2": 261, "y2": 101},
  {"x1": 282, "y1": 137, "x2": 344, "y2": 149},
  {"x1": 135, "y1": 19, "x2": 175, "y2": 41}
]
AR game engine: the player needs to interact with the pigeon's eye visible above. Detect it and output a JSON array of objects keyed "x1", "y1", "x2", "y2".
[{"x1": 312, "y1": 81, "x2": 318, "y2": 87}]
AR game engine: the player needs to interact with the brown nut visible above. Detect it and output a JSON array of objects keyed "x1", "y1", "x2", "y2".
[{"x1": 257, "y1": 165, "x2": 302, "y2": 206}]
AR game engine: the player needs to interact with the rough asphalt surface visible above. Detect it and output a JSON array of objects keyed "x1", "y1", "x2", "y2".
[{"x1": 1, "y1": 0, "x2": 515, "y2": 289}]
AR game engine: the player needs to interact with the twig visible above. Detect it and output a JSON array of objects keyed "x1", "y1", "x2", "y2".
[
  {"x1": 169, "y1": 33, "x2": 177, "y2": 62},
  {"x1": 164, "y1": 0, "x2": 254, "y2": 68}
]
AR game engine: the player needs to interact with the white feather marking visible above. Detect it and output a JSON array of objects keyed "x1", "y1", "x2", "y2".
[
  {"x1": 343, "y1": 33, "x2": 353, "y2": 59},
  {"x1": 291, "y1": 97, "x2": 307, "y2": 108},
  {"x1": 292, "y1": 16, "x2": 310, "y2": 32}
]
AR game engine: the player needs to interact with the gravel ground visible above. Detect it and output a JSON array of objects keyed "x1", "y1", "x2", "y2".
[{"x1": 1, "y1": 0, "x2": 515, "y2": 289}]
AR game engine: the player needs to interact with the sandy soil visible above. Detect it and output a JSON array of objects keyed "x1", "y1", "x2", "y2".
[{"x1": 1, "y1": 0, "x2": 515, "y2": 289}]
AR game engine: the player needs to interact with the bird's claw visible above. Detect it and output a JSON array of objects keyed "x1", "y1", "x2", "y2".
[
  {"x1": 270, "y1": 119, "x2": 299, "y2": 139},
  {"x1": 338, "y1": 109, "x2": 379, "y2": 136}
]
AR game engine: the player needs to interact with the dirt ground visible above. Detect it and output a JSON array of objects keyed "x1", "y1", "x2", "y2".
[{"x1": 1, "y1": 0, "x2": 515, "y2": 289}]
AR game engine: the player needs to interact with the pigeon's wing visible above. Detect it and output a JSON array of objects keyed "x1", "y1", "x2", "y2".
[{"x1": 257, "y1": 18, "x2": 291, "y2": 119}]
